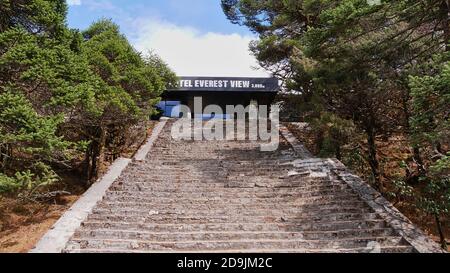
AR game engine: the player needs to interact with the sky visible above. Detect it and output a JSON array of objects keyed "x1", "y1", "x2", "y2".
[{"x1": 66, "y1": 0, "x2": 270, "y2": 77}]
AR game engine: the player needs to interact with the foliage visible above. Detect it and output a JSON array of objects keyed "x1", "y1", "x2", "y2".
[
  {"x1": 409, "y1": 56, "x2": 450, "y2": 149},
  {"x1": 420, "y1": 154, "x2": 450, "y2": 216},
  {"x1": 0, "y1": 89, "x2": 69, "y2": 161},
  {"x1": 309, "y1": 112, "x2": 356, "y2": 159},
  {"x1": 72, "y1": 19, "x2": 176, "y2": 183},
  {"x1": 222, "y1": 0, "x2": 450, "y2": 248},
  {"x1": 0, "y1": 1, "x2": 176, "y2": 195},
  {"x1": 408, "y1": 55, "x2": 449, "y2": 248},
  {"x1": 0, "y1": 162, "x2": 59, "y2": 197},
  {"x1": 0, "y1": 0, "x2": 67, "y2": 35}
]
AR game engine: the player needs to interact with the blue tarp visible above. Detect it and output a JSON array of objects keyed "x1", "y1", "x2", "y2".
[
  {"x1": 157, "y1": 101, "x2": 232, "y2": 120},
  {"x1": 157, "y1": 101, "x2": 181, "y2": 118}
]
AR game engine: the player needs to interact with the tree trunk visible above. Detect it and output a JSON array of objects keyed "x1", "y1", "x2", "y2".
[
  {"x1": 84, "y1": 127, "x2": 107, "y2": 186},
  {"x1": 83, "y1": 144, "x2": 93, "y2": 185},
  {"x1": 0, "y1": 144, "x2": 5, "y2": 170},
  {"x1": 316, "y1": 131, "x2": 324, "y2": 155},
  {"x1": 412, "y1": 146, "x2": 426, "y2": 176},
  {"x1": 366, "y1": 123, "x2": 382, "y2": 192},
  {"x1": 89, "y1": 127, "x2": 107, "y2": 185},
  {"x1": 435, "y1": 214, "x2": 448, "y2": 250},
  {"x1": 335, "y1": 144, "x2": 342, "y2": 161},
  {"x1": 0, "y1": 144, "x2": 12, "y2": 171},
  {"x1": 98, "y1": 127, "x2": 107, "y2": 172},
  {"x1": 0, "y1": 145, "x2": 5, "y2": 171},
  {"x1": 398, "y1": 80, "x2": 426, "y2": 178}
]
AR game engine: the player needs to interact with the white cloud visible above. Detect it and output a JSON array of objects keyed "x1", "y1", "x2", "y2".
[
  {"x1": 67, "y1": 0, "x2": 117, "y2": 10},
  {"x1": 67, "y1": 0, "x2": 82, "y2": 6},
  {"x1": 133, "y1": 20, "x2": 270, "y2": 77}
]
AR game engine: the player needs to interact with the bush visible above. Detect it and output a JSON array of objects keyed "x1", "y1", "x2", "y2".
[
  {"x1": 0, "y1": 163, "x2": 59, "y2": 199},
  {"x1": 309, "y1": 112, "x2": 356, "y2": 160}
]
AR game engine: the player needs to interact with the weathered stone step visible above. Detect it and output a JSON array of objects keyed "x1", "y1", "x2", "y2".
[
  {"x1": 140, "y1": 160, "x2": 298, "y2": 166},
  {"x1": 80, "y1": 220, "x2": 387, "y2": 232},
  {"x1": 101, "y1": 193, "x2": 361, "y2": 205},
  {"x1": 67, "y1": 236, "x2": 405, "y2": 251},
  {"x1": 142, "y1": 156, "x2": 295, "y2": 162},
  {"x1": 126, "y1": 166, "x2": 296, "y2": 173},
  {"x1": 112, "y1": 183, "x2": 342, "y2": 191},
  {"x1": 96, "y1": 200, "x2": 368, "y2": 211},
  {"x1": 105, "y1": 189, "x2": 356, "y2": 199},
  {"x1": 91, "y1": 206, "x2": 374, "y2": 217},
  {"x1": 87, "y1": 212, "x2": 380, "y2": 224},
  {"x1": 73, "y1": 228, "x2": 397, "y2": 242},
  {"x1": 109, "y1": 183, "x2": 351, "y2": 192},
  {"x1": 65, "y1": 245, "x2": 416, "y2": 253},
  {"x1": 114, "y1": 180, "x2": 229, "y2": 187},
  {"x1": 152, "y1": 157, "x2": 298, "y2": 166},
  {"x1": 112, "y1": 179, "x2": 344, "y2": 188},
  {"x1": 124, "y1": 176, "x2": 333, "y2": 182},
  {"x1": 126, "y1": 170, "x2": 229, "y2": 176},
  {"x1": 119, "y1": 176, "x2": 303, "y2": 183},
  {"x1": 113, "y1": 179, "x2": 338, "y2": 187}
]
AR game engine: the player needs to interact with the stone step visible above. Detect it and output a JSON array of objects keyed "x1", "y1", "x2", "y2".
[
  {"x1": 112, "y1": 180, "x2": 346, "y2": 189},
  {"x1": 91, "y1": 207, "x2": 374, "y2": 217},
  {"x1": 95, "y1": 200, "x2": 368, "y2": 211},
  {"x1": 142, "y1": 157, "x2": 296, "y2": 162},
  {"x1": 86, "y1": 212, "x2": 380, "y2": 224},
  {"x1": 126, "y1": 166, "x2": 296, "y2": 173},
  {"x1": 139, "y1": 160, "x2": 300, "y2": 166},
  {"x1": 117, "y1": 176, "x2": 334, "y2": 185},
  {"x1": 104, "y1": 189, "x2": 356, "y2": 199},
  {"x1": 126, "y1": 175, "x2": 307, "y2": 181},
  {"x1": 108, "y1": 184, "x2": 352, "y2": 194},
  {"x1": 101, "y1": 193, "x2": 361, "y2": 205},
  {"x1": 66, "y1": 236, "x2": 405, "y2": 252},
  {"x1": 73, "y1": 228, "x2": 397, "y2": 242},
  {"x1": 65, "y1": 245, "x2": 415, "y2": 253},
  {"x1": 80, "y1": 219, "x2": 388, "y2": 232}
]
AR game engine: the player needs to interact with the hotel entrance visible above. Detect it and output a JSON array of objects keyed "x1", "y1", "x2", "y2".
[{"x1": 159, "y1": 77, "x2": 280, "y2": 119}]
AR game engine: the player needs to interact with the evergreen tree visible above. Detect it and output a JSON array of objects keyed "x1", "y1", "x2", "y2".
[
  {"x1": 0, "y1": 2, "x2": 176, "y2": 194},
  {"x1": 0, "y1": 0, "x2": 88, "y2": 193},
  {"x1": 409, "y1": 54, "x2": 449, "y2": 248},
  {"x1": 222, "y1": 0, "x2": 449, "y2": 247},
  {"x1": 73, "y1": 19, "x2": 176, "y2": 183}
]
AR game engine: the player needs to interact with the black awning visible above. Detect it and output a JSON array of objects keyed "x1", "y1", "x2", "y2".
[{"x1": 167, "y1": 77, "x2": 279, "y2": 93}]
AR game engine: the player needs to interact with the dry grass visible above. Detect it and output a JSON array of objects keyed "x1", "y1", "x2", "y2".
[{"x1": 0, "y1": 195, "x2": 79, "y2": 253}]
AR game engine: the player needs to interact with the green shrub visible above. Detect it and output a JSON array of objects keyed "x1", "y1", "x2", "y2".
[
  {"x1": 0, "y1": 162, "x2": 59, "y2": 198},
  {"x1": 310, "y1": 112, "x2": 356, "y2": 159}
]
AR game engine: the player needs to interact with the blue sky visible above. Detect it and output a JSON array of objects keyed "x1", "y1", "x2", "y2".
[
  {"x1": 66, "y1": 0, "x2": 269, "y2": 77},
  {"x1": 67, "y1": 0, "x2": 250, "y2": 37}
]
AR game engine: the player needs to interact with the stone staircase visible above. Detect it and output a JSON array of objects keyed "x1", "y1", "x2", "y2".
[{"x1": 61, "y1": 120, "x2": 441, "y2": 253}]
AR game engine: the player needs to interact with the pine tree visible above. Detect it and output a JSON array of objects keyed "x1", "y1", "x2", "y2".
[
  {"x1": 222, "y1": 0, "x2": 449, "y2": 247},
  {"x1": 0, "y1": 2, "x2": 176, "y2": 194},
  {"x1": 409, "y1": 54, "x2": 449, "y2": 249},
  {"x1": 0, "y1": 0, "x2": 86, "y2": 194}
]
